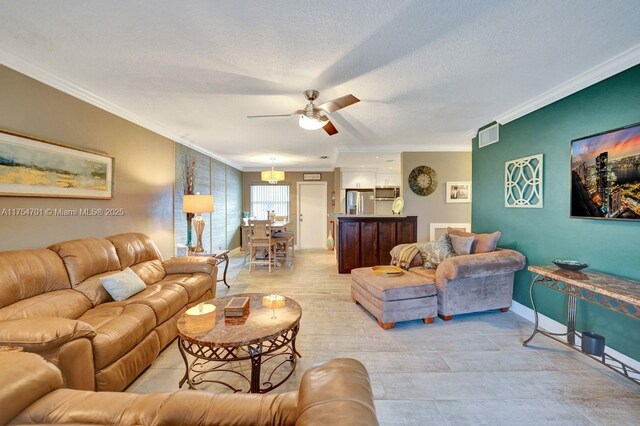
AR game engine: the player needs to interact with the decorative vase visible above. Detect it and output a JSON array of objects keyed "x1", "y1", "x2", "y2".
[{"x1": 327, "y1": 229, "x2": 335, "y2": 250}]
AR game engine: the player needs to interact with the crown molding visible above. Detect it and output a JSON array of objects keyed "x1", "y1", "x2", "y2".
[
  {"x1": 337, "y1": 144, "x2": 471, "y2": 153},
  {"x1": 243, "y1": 166, "x2": 335, "y2": 173},
  {"x1": 495, "y1": 43, "x2": 640, "y2": 125},
  {"x1": 0, "y1": 49, "x2": 243, "y2": 170}
]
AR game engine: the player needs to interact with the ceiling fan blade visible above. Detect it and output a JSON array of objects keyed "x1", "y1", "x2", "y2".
[
  {"x1": 318, "y1": 94, "x2": 360, "y2": 113},
  {"x1": 323, "y1": 120, "x2": 338, "y2": 136},
  {"x1": 247, "y1": 110, "x2": 304, "y2": 119}
]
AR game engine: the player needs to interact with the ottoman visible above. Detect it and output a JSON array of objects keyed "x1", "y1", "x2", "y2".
[{"x1": 351, "y1": 267, "x2": 437, "y2": 330}]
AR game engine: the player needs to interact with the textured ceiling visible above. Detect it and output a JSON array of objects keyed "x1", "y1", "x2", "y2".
[{"x1": 1, "y1": 0, "x2": 639, "y2": 169}]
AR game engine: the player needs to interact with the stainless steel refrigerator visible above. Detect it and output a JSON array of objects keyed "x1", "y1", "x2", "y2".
[{"x1": 345, "y1": 189, "x2": 375, "y2": 215}]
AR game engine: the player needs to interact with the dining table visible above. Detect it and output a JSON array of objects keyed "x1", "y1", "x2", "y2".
[{"x1": 240, "y1": 220, "x2": 290, "y2": 251}]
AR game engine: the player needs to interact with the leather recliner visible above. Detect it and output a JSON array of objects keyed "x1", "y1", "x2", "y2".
[
  {"x1": 0, "y1": 233, "x2": 218, "y2": 391},
  {"x1": 0, "y1": 352, "x2": 379, "y2": 426}
]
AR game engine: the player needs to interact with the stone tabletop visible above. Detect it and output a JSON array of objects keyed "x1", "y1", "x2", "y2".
[
  {"x1": 528, "y1": 265, "x2": 640, "y2": 306},
  {"x1": 177, "y1": 293, "x2": 302, "y2": 347}
]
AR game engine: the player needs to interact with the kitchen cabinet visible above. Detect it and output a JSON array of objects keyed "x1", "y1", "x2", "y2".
[
  {"x1": 336, "y1": 216, "x2": 417, "y2": 273},
  {"x1": 375, "y1": 173, "x2": 401, "y2": 187},
  {"x1": 341, "y1": 171, "x2": 375, "y2": 189}
]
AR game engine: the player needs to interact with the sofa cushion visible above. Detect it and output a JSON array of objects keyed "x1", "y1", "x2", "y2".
[
  {"x1": 351, "y1": 267, "x2": 436, "y2": 302},
  {"x1": 100, "y1": 268, "x2": 146, "y2": 301},
  {"x1": 408, "y1": 267, "x2": 436, "y2": 281},
  {"x1": 449, "y1": 234, "x2": 475, "y2": 256},
  {"x1": 0, "y1": 289, "x2": 92, "y2": 321},
  {"x1": 130, "y1": 259, "x2": 166, "y2": 285},
  {"x1": 49, "y1": 238, "x2": 121, "y2": 286},
  {"x1": 107, "y1": 233, "x2": 163, "y2": 268},
  {"x1": 416, "y1": 234, "x2": 455, "y2": 269},
  {"x1": 125, "y1": 282, "x2": 189, "y2": 324},
  {"x1": 160, "y1": 273, "x2": 212, "y2": 303},
  {"x1": 73, "y1": 272, "x2": 116, "y2": 306},
  {"x1": 108, "y1": 233, "x2": 166, "y2": 285},
  {"x1": 0, "y1": 249, "x2": 71, "y2": 309},
  {"x1": 448, "y1": 228, "x2": 501, "y2": 254},
  {"x1": 79, "y1": 303, "x2": 156, "y2": 370}
]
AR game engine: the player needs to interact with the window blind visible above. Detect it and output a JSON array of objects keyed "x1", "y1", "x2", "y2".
[{"x1": 250, "y1": 184, "x2": 290, "y2": 219}]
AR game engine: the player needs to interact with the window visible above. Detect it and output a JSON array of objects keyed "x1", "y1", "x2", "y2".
[{"x1": 250, "y1": 184, "x2": 290, "y2": 219}]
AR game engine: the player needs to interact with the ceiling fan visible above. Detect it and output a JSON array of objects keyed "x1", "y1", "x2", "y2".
[{"x1": 247, "y1": 89, "x2": 359, "y2": 136}]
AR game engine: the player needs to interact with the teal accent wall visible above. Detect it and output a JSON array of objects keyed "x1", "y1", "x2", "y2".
[{"x1": 472, "y1": 65, "x2": 640, "y2": 361}]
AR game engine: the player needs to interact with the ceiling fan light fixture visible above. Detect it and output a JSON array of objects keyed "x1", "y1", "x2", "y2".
[{"x1": 298, "y1": 114, "x2": 327, "y2": 130}]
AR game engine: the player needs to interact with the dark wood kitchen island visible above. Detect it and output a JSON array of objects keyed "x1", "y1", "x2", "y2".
[{"x1": 334, "y1": 215, "x2": 417, "y2": 273}]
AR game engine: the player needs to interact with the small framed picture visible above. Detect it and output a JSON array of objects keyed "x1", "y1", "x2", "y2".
[
  {"x1": 303, "y1": 173, "x2": 321, "y2": 181},
  {"x1": 446, "y1": 181, "x2": 471, "y2": 203}
]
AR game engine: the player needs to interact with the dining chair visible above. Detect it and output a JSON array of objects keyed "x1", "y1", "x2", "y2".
[
  {"x1": 272, "y1": 216, "x2": 295, "y2": 260},
  {"x1": 248, "y1": 219, "x2": 277, "y2": 272}
]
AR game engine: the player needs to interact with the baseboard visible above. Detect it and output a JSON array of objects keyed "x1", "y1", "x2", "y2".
[{"x1": 510, "y1": 300, "x2": 640, "y2": 371}]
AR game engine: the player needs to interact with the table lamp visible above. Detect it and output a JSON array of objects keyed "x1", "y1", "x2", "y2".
[
  {"x1": 262, "y1": 294, "x2": 286, "y2": 319},
  {"x1": 183, "y1": 193, "x2": 214, "y2": 253}
]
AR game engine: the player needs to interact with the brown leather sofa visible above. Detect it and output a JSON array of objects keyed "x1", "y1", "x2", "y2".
[
  {"x1": 1, "y1": 351, "x2": 379, "y2": 426},
  {"x1": 0, "y1": 233, "x2": 218, "y2": 392}
]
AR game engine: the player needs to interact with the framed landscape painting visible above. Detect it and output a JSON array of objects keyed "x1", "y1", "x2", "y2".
[{"x1": 0, "y1": 130, "x2": 113, "y2": 199}]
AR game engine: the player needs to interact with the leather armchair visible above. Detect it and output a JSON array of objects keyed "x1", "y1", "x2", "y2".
[{"x1": 2, "y1": 352, "x2": 379, "y2": 426}]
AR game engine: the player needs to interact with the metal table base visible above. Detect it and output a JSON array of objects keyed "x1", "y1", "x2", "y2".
[{"x1": 523, "y1": 272, "x2": 640, "y2": 385}]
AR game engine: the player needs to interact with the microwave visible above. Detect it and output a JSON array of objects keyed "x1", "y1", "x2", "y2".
[{"x1": 375, "y1": 187, "x2": 400, "y2": 200}]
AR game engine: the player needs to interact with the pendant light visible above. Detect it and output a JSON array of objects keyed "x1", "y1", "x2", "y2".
[{"x1": 261, "y1": 157, "x2": 285, "y2": 184}]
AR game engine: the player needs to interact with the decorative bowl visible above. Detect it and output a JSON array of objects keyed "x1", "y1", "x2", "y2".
[
  {"x1": 552, "y1": 259, "x2": 590, "y2": 271},
  {"x1": 372, "y1": 265, "x2": 404, "y2": 277}
]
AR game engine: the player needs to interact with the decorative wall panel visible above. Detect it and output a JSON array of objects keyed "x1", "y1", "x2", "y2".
[{"x1": 505, "y1": 154, "x2": 543, "y2": 208}]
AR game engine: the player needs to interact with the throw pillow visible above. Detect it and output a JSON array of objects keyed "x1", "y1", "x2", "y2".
[
  {"x1": 391, "y1": 243, "x2": 421, "y2": 270},
  {"x1": 449, "y1": 234, "x2": 475, "y2": 256},
  {"x1": 447, "y1": 228, "x2": 502, "y2": 254},
  {"x1": 99, "y1": 267, "x2": 146, "y2": 301},
  {"x1": 416, "y1": 234, "x2": 456, "y2": 269}
]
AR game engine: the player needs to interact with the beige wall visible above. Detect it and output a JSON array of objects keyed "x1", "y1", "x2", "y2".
[
  {"x1": 0, "y1": 65, "x2": 175, "y2": 257},
  {"x1": 401, "y1": 151, "x2": 472, "y2": 241},
  {"x1": 242, "y1": 171, "x2": 336, "y2": 245}
]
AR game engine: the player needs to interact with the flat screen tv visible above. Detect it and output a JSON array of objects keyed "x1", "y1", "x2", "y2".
[{"x1": 571, "y1": 122, "x2": 640, "y2": 221}]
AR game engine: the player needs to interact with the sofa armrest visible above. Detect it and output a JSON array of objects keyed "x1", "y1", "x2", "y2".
[
  {"x1": 0, "y1": 352, "x2": 63, "y2": 426},
  {"x1": 163, "y1": 256, "x2": 216, "y2": 275},
  {"x1": 0, "y1": 318, "x2": 96, "y2": 352},
  {"x1": 437, "y1": 249, "x2": 526, "y2": 281},
  {"x1": 296, "y1": 358, "x2": 378, "y2": 426}
]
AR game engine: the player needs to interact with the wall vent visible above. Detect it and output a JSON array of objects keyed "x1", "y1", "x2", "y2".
[{"x1": 478, "y1": 124, "x2": 499, "y2": 148}]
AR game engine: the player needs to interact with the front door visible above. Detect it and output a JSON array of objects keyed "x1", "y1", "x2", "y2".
[{"x1": 297, "y1": 182, "x2": 327, "y2": 249}]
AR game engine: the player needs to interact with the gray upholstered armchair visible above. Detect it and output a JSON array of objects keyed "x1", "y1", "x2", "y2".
[{"x1": 392, "y1": 246, "x2": 526, "y2": 320}]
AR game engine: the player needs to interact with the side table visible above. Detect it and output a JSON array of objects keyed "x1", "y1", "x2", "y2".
[{"x1": 190, "y1": 249, "x2": 231, "y2": 288}]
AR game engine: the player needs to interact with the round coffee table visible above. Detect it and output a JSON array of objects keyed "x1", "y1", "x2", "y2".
[{"x1": 177, "y1": 293, "x2": 302, "y2": 393}]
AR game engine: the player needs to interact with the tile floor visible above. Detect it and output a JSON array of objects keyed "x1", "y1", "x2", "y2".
[{"x1": 128, "y1": 249, "x2": 640, "y2": 425}]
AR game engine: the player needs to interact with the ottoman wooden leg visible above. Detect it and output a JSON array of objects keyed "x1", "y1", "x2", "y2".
[
  {"x1": 377, "y1": 319, "x2": 395, "y2": 330},
  {"x1": 500, "y1": 307, "x2": 510, "y2": 312},
  {"x1": 438, "y1": 314, "x2": 453, "y2": 321},
  {"x1": 423, "y1": 317, "x2": 435, "y2": 324}
]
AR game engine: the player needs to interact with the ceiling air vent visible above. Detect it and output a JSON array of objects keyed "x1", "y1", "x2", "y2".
[{"x1": 478, "y1": 124, "x2": 499, "y2": 148}]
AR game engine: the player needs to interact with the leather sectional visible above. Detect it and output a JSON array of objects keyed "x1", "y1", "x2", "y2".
[
  {"x1": 0, "y1": 233, "x2": 218, "y2": 391},
  {"x1": 1, "y1": 351, "x2": 379, "y2": 426}
]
